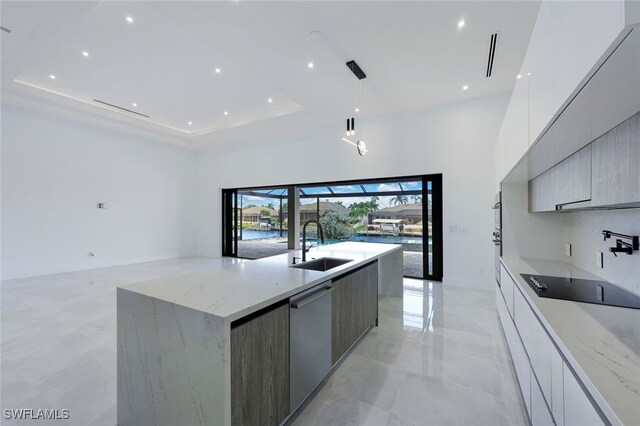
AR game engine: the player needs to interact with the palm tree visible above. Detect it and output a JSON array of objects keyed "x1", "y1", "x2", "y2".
[
  {"x1": 391, "y1": 195, "x2": 409, "y2": 205},
  {"x1": 368, "y1": 196, "x2": 379, "y2": 211},
  {"x1": 266, "y1": 202, "x2": 275, "y2": 210},
  {"x1": 411, "y1": 195, "x2": 422, "y2": 204},
  {"x1": 348, "y1": 197, "x2": 379, "y2": 224}
]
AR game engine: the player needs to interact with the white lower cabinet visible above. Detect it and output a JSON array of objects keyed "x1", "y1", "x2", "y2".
[
  {"x1": 513, "y1": 286, "x2": 553, "y2": 404},
  {"x1": 551, "y1": 349, "x2": 564, "y2": 426},
  {"x1": 532, "y1": 377, "x2": 555, "y2": 426},
  {"x1": 500, "y1": 264, "x2": 515, "y2": 318},
  {"x1": 496, "y1": 283, "x2": 531, "y2": 416},
  {"x1": 563, "y1": 365, "x2": 604, "y2": 426},
  {"x1": 497, "y1": 263, "x2": 606, "y2": 426}
]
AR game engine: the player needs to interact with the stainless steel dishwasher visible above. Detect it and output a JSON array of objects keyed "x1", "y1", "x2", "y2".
[{"x1": 289, "y1": 281, "x2": 333, "y2": 412}]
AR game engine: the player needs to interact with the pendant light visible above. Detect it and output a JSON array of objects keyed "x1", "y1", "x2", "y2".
[{"x1": 340, "y1": 60, "x2": 369, "y2": 156}]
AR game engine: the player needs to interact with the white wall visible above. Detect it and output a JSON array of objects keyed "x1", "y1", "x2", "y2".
[
  {"x1": 1, "y1": 105, "x2": 198, "y2": 280},
  {"x1": 196, "y1": 94, "x2": 509, "y2": 289}
]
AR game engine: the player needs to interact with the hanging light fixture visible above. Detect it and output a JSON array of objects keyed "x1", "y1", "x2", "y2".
[{"x1": 340, "y1": 60, "x2": 369, "y2": 156}]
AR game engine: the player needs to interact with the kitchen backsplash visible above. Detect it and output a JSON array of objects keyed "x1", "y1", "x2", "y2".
[{"x1": 562, "y1": 209, "x2": 640, "y2": 296}]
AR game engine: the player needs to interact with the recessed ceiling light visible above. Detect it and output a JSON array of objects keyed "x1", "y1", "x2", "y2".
[
  {"x1": 82, "y1": 51, "x2": 89, "y2": 57},
  {"x1": 188, "y1": 121, "x2": 193, "y2": 126},
  {"x1": 517, "y1": 74, "x2": 522, "y2": 79},
  {"x1": 308, "y1": 62, "x2": 314, "y2": 69},
  {"x1": 355, "y1": 107, "x2": 360, "y2": 112},
  {"x1": 126, "y1": 16, "x2": 134, "y2": 23},
  {"x1": 462, "y1": 85, "x2": 469, "y2": 90},
  {"x1": 527, "y1": 72, "x2": 531, "y2": 76},
  {"x1": 224, "y1": 111, "x2": 229, "y2": 116},
  {"x1": 310, "y1": 30, "x2": 322, "y2": 39},
  {"x1": 215, "y1": 67, "x2": 221, "y2": 74},
  {"x1": 132, "y1": 102, "x2": 137, "y2": 107},
  {"x1": 267, "y1": 98, "x2": 273, "y2": 103},
  {"x1": 49, "y1": 74, "x2": 56, "y2": 80},
  {"x1": 458, "y1": 19, "x2": 465, "y2": 28}
]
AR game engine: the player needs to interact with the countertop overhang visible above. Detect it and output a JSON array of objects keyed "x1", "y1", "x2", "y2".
[
  {"x1": 500, "y1": 256, "x2": 640, "y2": 426},
  {"x1": 118, "y1": 242, "x2": 402, "y2": 322}
]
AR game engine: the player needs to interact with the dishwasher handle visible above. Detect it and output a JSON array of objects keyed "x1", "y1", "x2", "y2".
[{"x1": 291, "y1": 286, "x2": 334, "y2": 309}]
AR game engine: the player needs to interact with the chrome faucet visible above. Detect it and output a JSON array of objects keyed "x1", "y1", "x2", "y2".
[{"x1": 301, "y1": 220, "x2": 325, "y2": 262}]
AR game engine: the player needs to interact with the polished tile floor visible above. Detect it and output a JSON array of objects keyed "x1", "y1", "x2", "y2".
[
  {"x1": 1, "y1": 258, "x2": 527, "y2": 426},
  {"x1": 291, "y1": 279, "x2": 529, "y2": 426}
]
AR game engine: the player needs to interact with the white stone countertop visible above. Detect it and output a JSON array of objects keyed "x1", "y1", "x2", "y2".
[
  {"x1": 118, "y1": 242, "x2": 401, "y2": 323},
  {"x1": 500, "y1": 256, "x2": 640, "y2": 426}
]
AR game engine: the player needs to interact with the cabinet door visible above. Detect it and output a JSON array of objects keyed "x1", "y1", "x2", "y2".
[
  {"x1": 592, "y1": 112, "x2": 640, "y2": 207},
  {"x1": 563, "y1": 365, "x2": 604, "y2": 426},
  {"x1": 588, "y1": 28, "x2": 640, "y2": 144},
  {"x1": 551, "y1": 348, "x2": 564, "y2": 426},
  {"x1": 500, "y1": 264, "x2": 515, "y2": 318},
  {"x1": 332, "y1": 262, "x2": 378, "y2": 364},
  {"x1": 514, "y1": 287, "x2": 553, "y2": 406},
  {"x1": 529, "y1": 145, "x2": 592, "y2": 212},
  {"x1": 496, "y1": 284, "x2": 531, "y2": 417},
  {"x1": 526, "y1": 0, "x2": 554, "y2": 145},
  {"x1": 231, "y1": 303, "x2": 290, "y2": 426},
  {"x1": 362, "y1": 261, "x2": 378, "y2": 329},
  {"x1": 529, "y1": 170, "x2": 557, "y2": 212},
  {"x1": 495, "y1": 123, "x2": 506, "y2": 188},
  {"x1": 505, "y1": 77, "x2": 530, "y2": 171},
  {"x1": 532, "y1": 376, "x2": 555, "y2": 426}
]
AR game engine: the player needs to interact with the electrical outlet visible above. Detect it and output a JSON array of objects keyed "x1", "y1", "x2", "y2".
[
  {"x1": 88, "y1": 252, "x2": 95, "y2": 258},
  {"x1": 596, "y1": 251, "x2": 604, "y2": 268},
  {"x1": 566, "y1": 243, "x2": 572, "y2": 257},
  {"x1": 97, "y1": 202, "x2": 106, "y2": 209}
]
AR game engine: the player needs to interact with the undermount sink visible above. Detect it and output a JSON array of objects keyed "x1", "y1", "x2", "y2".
[{"x1": 290, "y1": 257, "x2": 353, "y2": 272}]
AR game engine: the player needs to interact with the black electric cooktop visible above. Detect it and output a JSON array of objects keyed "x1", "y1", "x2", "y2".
[{"x1": 520, "y1": 274, "x2": 640, "y2": 310}]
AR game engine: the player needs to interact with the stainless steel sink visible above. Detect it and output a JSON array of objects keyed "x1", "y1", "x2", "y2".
[{"x1": 290, "y1": 257, "x2": 353, "y2": 272}]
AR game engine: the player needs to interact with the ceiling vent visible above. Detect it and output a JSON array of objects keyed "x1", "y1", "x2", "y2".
[
  {"x1": 0, "y1": 26, "x2": 12, "y2": 33},
  {"x1": 486, "y1": 32, "x2": 499, "y2": 77},
  {"x1": 93, "y1": 99, "x2": 149, "y2": 118}
]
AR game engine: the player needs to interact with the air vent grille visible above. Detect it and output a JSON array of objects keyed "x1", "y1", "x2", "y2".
[
  {"x1": 486, "y1": 32, "x2": 499, "y2": 77},
  {"x1": 93, "y1": 99, "x2": 149, "y2": 117}
]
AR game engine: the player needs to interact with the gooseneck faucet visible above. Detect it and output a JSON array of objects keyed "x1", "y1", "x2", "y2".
[{"x1": 302, "y1": 220, "x2": 325, "y2": 262}]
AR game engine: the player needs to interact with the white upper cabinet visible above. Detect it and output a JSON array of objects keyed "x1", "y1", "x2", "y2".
[
  {"x1": 495, "y1": 123, "x2": 506, "y2": 188},
  {"x1": 551, "y1": 0, "x2": 625, "y2": 117},
  {"x1": 504, "y1": 77, "x2": 529, "y2": 170},
  {"x1": 526, "y1": 1, "x2": 554, "y2": 146},
  {"x1": 496, "y1": 0, "x2": 626, "y2": 181}
]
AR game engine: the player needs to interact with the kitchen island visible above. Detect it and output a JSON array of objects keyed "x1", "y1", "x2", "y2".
[{"x1": 117, "y1": 242, "x2": 403, "y2": 426}]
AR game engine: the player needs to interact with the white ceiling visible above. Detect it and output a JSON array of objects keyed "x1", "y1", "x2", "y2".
[{"x1": 1, "y1": 1, "x2": 540, "y2": 149}]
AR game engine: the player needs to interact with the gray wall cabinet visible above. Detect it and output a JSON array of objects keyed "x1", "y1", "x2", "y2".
[
  {"x1": 529, "y1": 145, "x2": 592, "y2": 212},
  {"x1": 332, "y1": 261, "x2": 378, "y2": 364},
  {"x1": 592, "y1": 112, "x2": 640, "y2": 207},
  {"x1": 230, "y1": 302, "x2": 290, "y2": 426},
  {"x1": 529, "y1": 111, "x2": 640, "y2": 212}
]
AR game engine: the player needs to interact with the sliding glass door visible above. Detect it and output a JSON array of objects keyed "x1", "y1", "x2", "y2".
[{"x1": 222, "y1": 174, "x2": 443, "y2": 281}]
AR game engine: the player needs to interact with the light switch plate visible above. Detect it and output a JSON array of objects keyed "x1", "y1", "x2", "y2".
[
  {"x1": 566, "y1": 243, "x2": 572, "y2": 257},
  {"x1": 597, "y1": 251, "x2": 604, "y2": 268}
]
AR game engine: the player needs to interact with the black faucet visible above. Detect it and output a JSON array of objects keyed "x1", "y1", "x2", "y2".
[
  {"x1": 609, "y1": 239, "x2": 634, "y2": 257},
  {"x1": 301, "y1": 220, "x2": 325, "y2": 262},
  {"x1": 602, "y1": 230, "x2": 639, "y2": 257}
]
